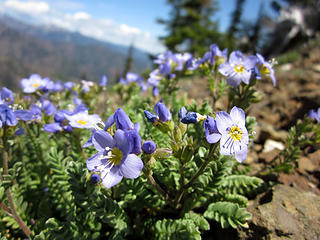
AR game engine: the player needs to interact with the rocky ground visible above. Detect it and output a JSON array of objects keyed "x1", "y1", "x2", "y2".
[{"x1": 182, "y1": 39, "x2": 320, "y2": 239}]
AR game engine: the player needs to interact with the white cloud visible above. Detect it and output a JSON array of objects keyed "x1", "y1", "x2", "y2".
[
  {"x1": 120, "y1": 24, "x2": 141, "y2": 35},
  {"x1": 1, "y1": 0, "x2": 166, "y2": 54},
  {"x1": 72, "y1": 11, "x2": 91, "y2": 20},
  {"x1": 4, "y1": 0, "x2": 49, "y2": 14}
]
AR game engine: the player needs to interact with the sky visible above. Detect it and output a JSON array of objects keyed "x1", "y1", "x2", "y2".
[{"x1": 0, "y1": 0, "x2": 275, "y2": 54}]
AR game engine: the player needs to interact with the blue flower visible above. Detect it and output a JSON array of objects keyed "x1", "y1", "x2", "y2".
[
  {"x1": 41, "y1": 99, "x2": 57, "y2": 116},
  {"x1": 256, "y1": 53, "x2": 277, "y2": 86},
  {"x1": 65, "y1": 111, "x2": 101, "y2": 129},
  {"x1": 142, "y1": 140, "x2": 157, "y2": 154},
  {"x1": 215, "y1": 106, "x2": 249, "y2": 163},
  {"x1": 104, "y1": 108, "x2": 141, "y2": 154},
  {"x1": 0, "y1": 87, "x2": 14, "y2": 105},
  {"x1": 90, "y1": 174, "x2": 100, "y2": 184},
  {"x1": 20, "y1": 74, "x2": 52, "y2": 93},
  {"x1": 64, "y1": 82, "x2": 75, "y2": 90},
  {"x1": 104, "y1": 108, "x2": 134, "y2": 131},
  {"x1": 86, "y1": 129, "x2": 143, "y2": 188},
  {"x1": 154, "y1": 101, "x2": 171, "y2": 122},
  {"x1": 44, "y1": 123, "x2": 63, "y2": 133},
  {"x1": 219, "y1": 51, "x2": 257, "y2": 87},
  {"x1": 308, "y1": 108, "x2": 320, "y2": 122},
  {"x1": 178, "y1": 106, "x2": 188, "y2": 120},
  {"x1": 99, "y1": 75, "x2": 107, "y2": 87},
  {"x1": 203, "y1": 116, "x2": 221, "y2": 143},
  {"x1": 0, "y1": 105, "x2": 18, "y2": 127}
]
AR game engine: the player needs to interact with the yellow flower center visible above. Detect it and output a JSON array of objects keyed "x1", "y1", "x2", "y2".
[
  {"x1": 234, "y1": 65, "x2": 245, "y2": 73},
  {"x1": 229, "y1": 126, "x2": 242, "y2": 141},
  {"x1": 77, "y1": 119, "x2": 87, "y2": 125},
  {"x1": 32, "y1": 83, "x2": 40, "y2": 88},
  {"x1": 109, "y1": 148, "x2": 122, "y2": 165},
  {"x1": 260, "y1": 65, "x2": 270, "y2": 75}
]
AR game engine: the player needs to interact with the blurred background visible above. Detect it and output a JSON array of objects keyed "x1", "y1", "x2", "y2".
[{"x1": 0, "y1": 0, "x2": 319, "y2": 90}]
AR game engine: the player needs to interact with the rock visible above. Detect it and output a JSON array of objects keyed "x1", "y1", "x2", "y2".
[
  {"x1": 259, "y1": 122, "x2": 288, "y2": 142},
  {"x1": 263, "y1": 139, "x2": 285, "y2": 152},
  {"x1": 242, "y1": 184, "x2": 320, "y2": 240},
  {"x1": 259, "y1": 149, "x2": 281, "y2": 163},
  {"x1": 298, "y1": 157, "x2": 316, "y2": 174}
]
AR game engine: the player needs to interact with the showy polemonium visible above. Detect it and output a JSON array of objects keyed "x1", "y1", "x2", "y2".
[
  {"x1": 178, "y1": 106, "x2": 206, "y2": 124},
  {"x1": 219, "y1": 51, "x2": 257, "y2": 87},
  {"x1": 99, "y1": 75, "x2": 107, "y2": 87},
  {"x1": 0, "y1": 87, "x2": 14, "y2": 105},
  {"x1": 308, "y1": 108, "x2": 320, "y2": 122},
  {"x1": 144, "y1": 101, "x2": 171, "y2": 124},
  {"x1": 65, "y1": 111, "x2": 101, "y2": 129},
  {"x1": 203, "y1": 115, "x2": 221, "y2": 143},
  {"x1": 104, "y1": 108, "x2": 141, "y2": 154},
  {"x1": 0, "y1": 104, "x2": 18, "y2": 128},
  {"x1": 256, "y1": 53, "x2": 277, "y2": 86},
  {"x1": 142, "y1": 140, "x2": 157, "y2": 154},
  {"x1": 215, "y1": 106, "x2": 249, "y2": 163},
  {"x1": 20, "y1": 74, "x2": 52, "y2": 93},
  {"x1": 86, "y1": 129, "x2": 143, "y2": 188}
]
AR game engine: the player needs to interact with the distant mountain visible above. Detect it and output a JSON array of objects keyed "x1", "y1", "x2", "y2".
[{"x1": 0, "y1": 15, "x2": 151, "y2": 90}]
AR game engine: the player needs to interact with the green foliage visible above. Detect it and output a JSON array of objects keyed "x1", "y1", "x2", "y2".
[
  {"x1": 158, "y1": 0, "x2": 224, "y2": 55},
  {"x1": 269, "y1": 118, "x2": 320, "y2": 173},
  {"x1": 204, "y1": 202, "x2": 252, "y2": 228}
]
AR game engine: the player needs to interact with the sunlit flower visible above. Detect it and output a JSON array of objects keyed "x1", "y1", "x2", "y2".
[
  {"x1": 203, "y1": 115, "x2": 221, "y2": 143},
  {"x1": 65, "y1": 111, "x2": 101, "y2": 129},
  {"x1": 219, "y1": 51, "x2": 257, "y2": 87},
  {"x1": 20, "y1": 74, "x2": 51, "y2": 93},
  {"x1": 256, "y1": 53, "x2": 277, "y2": 86},
  {"x1": 0, "y1": 104, "x2": 18, "y2": 127},
  {"x1": 86, "y1": 129, "x2": 143, "y2": 188},
  {"x1": 0, "y1": 87, "x2": 14, "y2": 105},
  {"x1": 215, "y1": 106, "x2": 249, "y2": 163},
  {"x1": 99, "y1": 75, "x2": 108, "y2": 87},
  {"x1": 308, "y1": 108, "x2": 320, "y2": 122}
]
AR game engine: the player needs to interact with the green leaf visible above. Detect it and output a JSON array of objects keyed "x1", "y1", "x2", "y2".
[{"x1": 204, "y1": 202, "x2": 251, "y2": 229}]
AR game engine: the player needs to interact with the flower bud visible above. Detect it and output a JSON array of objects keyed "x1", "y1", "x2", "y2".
[
  {"x1": 142, "y1": 140, "x2": 157, "y2": 154},
  {"x1": 90, "y1": 174, "x2": 100, "y2": 184},
  {"x1": 154, "y1": 101, "x2": 171, "y2": 122}
]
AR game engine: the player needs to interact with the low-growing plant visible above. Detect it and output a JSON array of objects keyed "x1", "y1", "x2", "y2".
[{"x1": 0, "y1": 44, "x2": 318, "y2": 239}]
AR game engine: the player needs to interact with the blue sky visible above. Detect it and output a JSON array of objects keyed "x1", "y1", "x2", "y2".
[{"x1": 0, "y1": 0, "x2": 275, "y2": 53}]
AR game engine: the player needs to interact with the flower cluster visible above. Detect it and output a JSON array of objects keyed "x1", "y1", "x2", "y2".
[{"x1": 86, "y1": 108, "x2": 143, "y2": 188}]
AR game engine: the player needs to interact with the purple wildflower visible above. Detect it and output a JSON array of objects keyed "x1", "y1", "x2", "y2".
[
  {"x1": 203, "y1": 116, "x2": 221, "y2": 143},
  {"x1": 308, "y1": 108, "x2": 320, "y2": 122},
  {"x1": 20, "y1": 74, "x2": 51, "y2": 93},
  {"x1": 86, "y1": 129, "x2": 143, "y2": 188},
  {"x1": 142, "y1": 140, "x2": 157, "y2": 154},
  {"x1": 215, "y1": 106, "x2": 249, "y2": 163},
  {"x1": 219, "y1": 51, "x2": 257, "y2": 87},
  {"x1": 256, "y1": 53, "x2": 277, "y2": 86}
]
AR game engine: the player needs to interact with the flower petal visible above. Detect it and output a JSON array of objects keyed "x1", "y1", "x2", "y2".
[
  {"x1": 206, "y1": 133, "x2": 221, "y2": 144},
  {"x1": 219, "y1": 134, "x2": 234, "y2": 156},
  {"x1": 86, "y1": 152, "x2": 104, "y2": 171},
  {"x1": 215, "y1": 111, "x2": 233, "y2": 134},
  {"x1": 93, "y1": 130, "x2": 114, "y2": 151},
  {"x1": 104, "y1": 113, "x2": 115, "y2": 130},
  {"x1": 119, "y1": 154, "x2": 143, "y2": 179},
  {"x1": 101, "y1": 167, "x2": 123, "y2": 188},
  {"x1": 230, "y1": 106, "x2": 246, "y2": 128},
  {"x1": 114, "y1": 129, "x2": 130, "y2": 155},
  {"x1": 234, "y1": 144, "x2": 248, "y2": 163}
]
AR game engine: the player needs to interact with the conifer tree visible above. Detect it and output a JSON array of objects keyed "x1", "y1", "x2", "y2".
[{"x1": 158, "y1": 0, "x2": 223, "y2": 55}]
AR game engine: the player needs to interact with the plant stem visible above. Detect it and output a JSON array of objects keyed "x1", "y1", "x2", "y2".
[
  {"x1": 2, "y1": 127, "x2": 32, "y2": 238},
  {"x1": 142, "y1": 168, "x2": 174, "y2": 208},
  {"x1": 174, "y1": 144, "x2": 218, "y2": 208}
]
